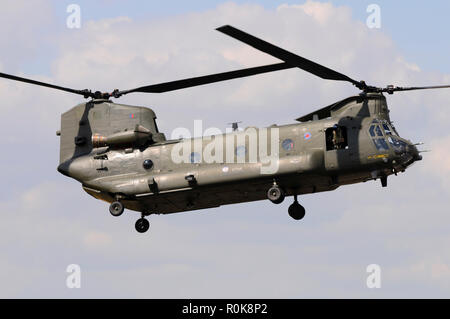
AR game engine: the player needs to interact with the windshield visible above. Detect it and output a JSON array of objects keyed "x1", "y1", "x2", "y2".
[
  {"x1": 369, "y1": 121, "x2": 394, "y2": 151},
  {"x1": 382, "y1": 123, "x2": 392, "y2": 135},
  {"x1": 385, "y1": 122, "x2": 399, "y2": 136},
  {"x1": 387, "y1": 136, "x2": 407, "y2": 153}
]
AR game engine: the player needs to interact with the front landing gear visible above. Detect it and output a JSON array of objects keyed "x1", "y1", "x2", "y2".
[
  {"x1": 109, "y1": 201, "x2": 124, "y2": 217},
  {"x1": 288, "y1": 195, "x2": 305, "y2": 220},
  {"x1": 267, "y1": 183, "x2": 285, "y2": 204}
]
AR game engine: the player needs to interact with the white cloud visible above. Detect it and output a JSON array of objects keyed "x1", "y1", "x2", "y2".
[
  {"x1": 278, "y1": 1, "x2": 343, "y2": 26},
  {"x1": 83, "y1": 231, "x2": 113, "y2": 249},
  {"x1": 0, "y1": 0, "x2": 55, "y2": 69},
  {"x1": 421, "y1": 136, "x2": 450, "y2": 191}
]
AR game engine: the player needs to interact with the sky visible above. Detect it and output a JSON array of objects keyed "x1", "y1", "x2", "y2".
[{"x1": 0, "y1": 0, "x2": 450, "y2": 298}]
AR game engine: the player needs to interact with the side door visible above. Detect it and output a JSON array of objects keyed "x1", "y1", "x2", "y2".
[{"x1": 324, "y1": 120, "x2": 360, "y2": 170}]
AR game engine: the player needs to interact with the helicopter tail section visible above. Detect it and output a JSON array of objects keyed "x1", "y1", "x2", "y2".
[{"x1": 57, "y1": 100, "x2": 165, "y2": 165}]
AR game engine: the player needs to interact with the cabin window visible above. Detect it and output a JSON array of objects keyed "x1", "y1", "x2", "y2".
[
  {"x1": 326, "y1": 126, "x2": 348, "y2": 151},
  {"x1": 282, "y1": 139, "x2": 294, "y2": 151},
  {"x1": 190, "y1": 152, "x2": 201, "y2": 164}
]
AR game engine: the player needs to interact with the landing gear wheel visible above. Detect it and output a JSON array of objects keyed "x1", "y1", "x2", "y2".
[
  {"x1": 267, "y1": 186, "x2": 285, "y2": 204},
  {"x1": 109, "y1": 201, "x2": 124, "y2": 217},
  {"x1": 288, "y1": 199, "x2": 305, "y2": 220},
  {"x1": 135, "y1": 218, "x2": 150, "y2": 233}
]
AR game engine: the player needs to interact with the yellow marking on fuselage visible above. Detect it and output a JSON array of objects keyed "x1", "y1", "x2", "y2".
[{"x1": 367, "y1": 154, "x2": 389, "y2": 160}]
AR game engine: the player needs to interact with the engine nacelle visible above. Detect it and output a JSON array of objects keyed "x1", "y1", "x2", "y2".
[{"x1": 92, "y1": 124, "x2": 152, "y2": 148}]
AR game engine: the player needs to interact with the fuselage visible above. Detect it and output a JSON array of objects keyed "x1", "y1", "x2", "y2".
[{"x1": 57, "y1": 93, "x2": 421, "y2": 214}]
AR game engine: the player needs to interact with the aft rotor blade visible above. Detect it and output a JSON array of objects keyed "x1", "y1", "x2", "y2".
[
  {"x1": 117, "y1": 62, "x2": 295, "y2": 95},
  {"x1": 216, "y1": 25, "x2": 363, "y2": 88},
  {"x1": 382, "y1": 84, "x2": 450, "y2": 94},
  {"x1": 0, "y1": 72, "x2": 93, "y2": 98}
]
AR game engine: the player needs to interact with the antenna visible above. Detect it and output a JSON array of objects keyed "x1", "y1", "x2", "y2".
[{"x1": 228, "y1": 121, "x2": 242, "y2": 131}]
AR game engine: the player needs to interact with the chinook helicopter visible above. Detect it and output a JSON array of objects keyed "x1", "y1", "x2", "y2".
[{"x1": 1, "y1": 25, "x2": 449, "y2": 233}]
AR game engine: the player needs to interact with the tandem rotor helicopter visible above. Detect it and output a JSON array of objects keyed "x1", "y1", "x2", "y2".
[{"x1": 1, "y1": 25, "x2": 449, "y2": 233}]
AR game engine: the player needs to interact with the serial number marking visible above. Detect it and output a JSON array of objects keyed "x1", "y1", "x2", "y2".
[
  {"x1": 226, "y1": 303, "x2": 268, "y2": 314},
  {"x1": 182, "y1": 303, "x2": 268, "y2": 316}
]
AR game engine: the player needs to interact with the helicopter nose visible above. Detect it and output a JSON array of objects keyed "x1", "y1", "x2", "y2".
[
  {"x1": 407, "y1": 144, "x2": 422, "y2": 161},
  {"x1": 394, "y1": 140, "x2": 422, "y2": 168}
]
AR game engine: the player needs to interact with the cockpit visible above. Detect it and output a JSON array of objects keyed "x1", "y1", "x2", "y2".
[
  {"x1": 367, "y1": 118, "x2": 422, "y2": 169},
  {"x1": 368, "y1": 119, "x2": 406, "y2": 152}
]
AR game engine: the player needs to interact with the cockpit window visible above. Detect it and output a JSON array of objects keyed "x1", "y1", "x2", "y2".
[
  {"x1": 375, "y1": 125, "x2": 383, "y2": 137},
  {"x1": 382, "y1": 122, "x2": 399, "y2": 136},
  {"x1": 369, "y1": 124, "x2": 384, "y2": 137},
  {"x1": 369, "y1": 123, "x2": 390, "y2": 151},
  {"x1": 373, "y1": 138, "x2": 389, "y2": 151},
  {"x1": 390, "y1": 124, "x2": 399, "y2": 136},
  {"x1": 388, "y1": 136, "x2": 407, "y2": 150}
]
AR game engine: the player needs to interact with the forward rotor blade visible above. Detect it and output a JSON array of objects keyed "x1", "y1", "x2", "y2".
[
  {"x1": 216, "y1": 25, "x2": 362, "y2": 88},
  {"x1": 117, "y1": 62, "x2": 295, "y2": 95},
  {"x1": 382, "y1": 84, "x2": 450, "y2": 94},
  {"x1": 0, "y1": 72, "x2": 93, "y2": 98}
]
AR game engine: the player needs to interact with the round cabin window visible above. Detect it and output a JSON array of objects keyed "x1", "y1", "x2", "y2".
[
  {"x1": 143, "y1": 159, "x2": 153, "y2": 170},
  {"x1": 282, "y1": 139, "x2": 294, "y2": 151}
]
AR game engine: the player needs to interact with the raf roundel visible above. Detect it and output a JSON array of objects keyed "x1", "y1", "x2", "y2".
[{"x1": 304, "y1": 132, "x2": 312, "y2": 140}]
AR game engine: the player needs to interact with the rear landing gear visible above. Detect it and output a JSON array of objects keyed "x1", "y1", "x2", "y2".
[
  {"x1": 109, "y1": 201, "x2": 124, "y2": 217},
  {"x1": 288, "y1": 195, "x2": 305, "y2": 220},
  {"x1": 267, "y1": 183, "x2": 285, "y2": 204},
  {"x1": 135, "y1": 212, "x2": 150, "y2": 233}
]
